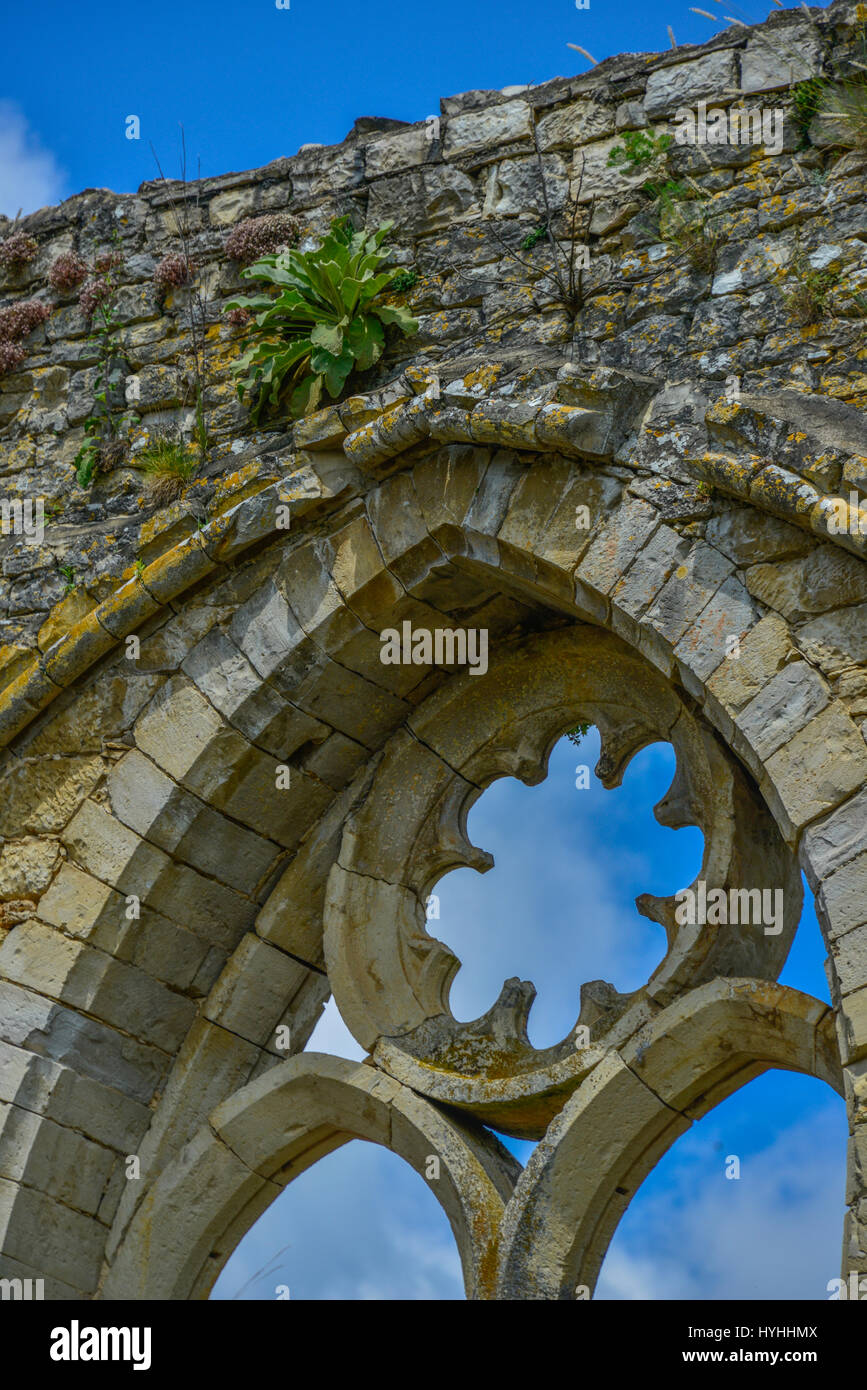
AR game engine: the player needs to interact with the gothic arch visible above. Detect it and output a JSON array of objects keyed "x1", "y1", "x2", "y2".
[
  {"x1": 101, "y1": 1052, "x2": 519, "y2": 1301},
  {"x1": 0, "y1": 399, "x2": 864, "y2": 1297}
]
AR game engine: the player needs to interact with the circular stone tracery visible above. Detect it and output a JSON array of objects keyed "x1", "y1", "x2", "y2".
[{"x1": 324, "y1": 623, "x2": 803, "y2": 1139}]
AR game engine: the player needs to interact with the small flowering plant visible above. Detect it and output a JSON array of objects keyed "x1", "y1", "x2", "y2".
[
  {"x1": 0, "y1": 299, "x2": 51, "y2": 376},
  {"x1": 48, "y1": 251, "x2": 88, "y2": 292},
  {"x1": 225, "y1": 213, "x2": 302, "y2": 267},
  {"x1": 154, "y1": 252, "x2": 193, "y2": 293},
  {"x1": 0, "y1": 232, "x2": 39, "y2": 270}
]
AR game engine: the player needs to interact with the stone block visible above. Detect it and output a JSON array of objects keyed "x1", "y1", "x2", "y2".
[
  {"x1": 644, "y1": 50, "x2": 738, "y2": 119},
  {"x1": 736, "y1": 661, "x2": 830, "y2": 762},
  {"x1": 764, "y1": 704, "x2": 867, "y2": 841}
]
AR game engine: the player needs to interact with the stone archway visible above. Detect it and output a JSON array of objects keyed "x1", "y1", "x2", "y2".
[
  {"x1": 496, "y1": 977, "x2": 842, "y2": 1299},
  {"x1": 0, "y1": 388, "x2": 864, "y2": 1299},
  {"x1": 102, "y1": 1052, "x2": 519, "y2": 1301}
]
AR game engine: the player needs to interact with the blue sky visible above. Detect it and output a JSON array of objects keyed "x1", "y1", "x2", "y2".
[
  {"x1": 1, "y1": 0, "x2": 831, "y2": 216},
  {"x1": 213, "y1": 734, "x2": 846, "y2": 1301}
]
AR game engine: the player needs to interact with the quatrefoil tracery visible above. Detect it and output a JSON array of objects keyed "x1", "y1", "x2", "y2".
[{"x1": 324, "y1": 623, "x2": 802, "y2": 1139}]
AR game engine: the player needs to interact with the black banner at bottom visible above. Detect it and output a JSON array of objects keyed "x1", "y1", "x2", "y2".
[{"x1": 4, "y1": 1297, "x2": 860, "y2": 1376}]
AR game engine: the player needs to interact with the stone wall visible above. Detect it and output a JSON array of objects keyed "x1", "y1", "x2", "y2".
[{"x1": 0, "y1": 0, "x2": 865, "y2": 1300}]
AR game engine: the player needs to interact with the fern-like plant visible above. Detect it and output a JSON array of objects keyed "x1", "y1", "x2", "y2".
[{"x1": 226, "y1": 217, "x2": 418, "y2": 421}]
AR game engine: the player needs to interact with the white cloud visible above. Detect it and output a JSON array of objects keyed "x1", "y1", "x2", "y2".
[
  {"x1": 0, "y1": 103, "x2": 66, "y2": 219},
  {"x1": 211, "y1": 1141, "x2": 464, "y2": 1301},
  {"x1": 597, "y1": 1101, "x2": 847, "y2": 1300}
]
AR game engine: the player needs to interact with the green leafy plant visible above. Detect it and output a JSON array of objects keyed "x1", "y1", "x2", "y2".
[
  {"x1": 226, "y1": 216, "x2": 418, "y2": 421},
  {"x1": 565, "y1": 722, "x2": 591, "y2": 747},
  {"x1": 608, "y1": 129, "x2": 673, "y2": 173},
  {"x1": 139, "y1": 432, "x2": 199, "y2": 507},
  {"x1": 388, "y1": 269, "x2": 419, "y2": 293},
  {"x1": 520, "y1": 223, "x2": 549, "y2": 252},
  {"x1": 59, "y1": 565, "x2": 76, "y2": 595}
]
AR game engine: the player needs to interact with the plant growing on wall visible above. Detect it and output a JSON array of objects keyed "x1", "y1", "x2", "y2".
[
  {"x1": 0, "y1": 231, "x2": 39, "y2": 272},
  {"x1": 139, "y1": 430, "x2": 199, "y2": 507},
  {"x1": 224, "y1": 213, "x2": 303, "y2": 266},
  {"x1": 227, "y1": 216, "x2": 418, "y2": 420},
  {"x1": 151, "y1": 131, "x2": 212, "y2": 461},
  {"x1": 74, "y1": 239, "x2": 137, "y2": 487},
  {"x1": 0, "y1": 299, "x2": 51, "y2": 376},
  {"x1": 48, "y1": 251, "x2": 88, "y2": 292},
  {"x1": 780, "y1": 240, "x2": 843, "y2": 325}
]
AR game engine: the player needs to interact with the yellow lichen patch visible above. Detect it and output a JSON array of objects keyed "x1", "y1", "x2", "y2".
[
  {"x1": 37, "y1": 591, "x2": 99, "y2": 652},
  {"x1": 0, "y1": 643, "x2": 37, "y2": 695},
  {"x1": 463, "y1": 364, "x2": 504, "y2": 393},
  {"x1": 211, "y1": 461, "x2": 280, "y2": 517}
]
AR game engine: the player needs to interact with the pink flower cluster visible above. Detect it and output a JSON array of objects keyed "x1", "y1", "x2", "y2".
[
  {"x1": 224, "y1": 213, "x2": 302, "y2": 266},
  {"x1": 78, "y1": 278, "x2": 114, "y2": 321},
  {"x1": 0, "y1": 298, "x2": 51, "y2": 375},
  {"x1": 0, "y1": 341, "x2": 25, "y2": 373},
  {"x1": 48, "y1": 252, "x2": 88, "y2": 291},
  {"x1": 0, "y1": 232, "x2": 39, "y2": 269},
  {"x1": 154, "y1": 252, "x2": 193, "y2": 293}
]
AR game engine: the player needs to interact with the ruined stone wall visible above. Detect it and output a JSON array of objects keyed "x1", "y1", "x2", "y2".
[
  {"x1": 0, "y1": 0, "x2": 865, "y2": 669},
  {"x1": 0, "y1": 0, "x2": 865, "y2": 1302}
]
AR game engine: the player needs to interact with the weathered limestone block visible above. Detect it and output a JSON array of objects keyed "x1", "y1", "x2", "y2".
[
  {"x1": 37, "y1": 862, "x2": 216, "y2": 992},
  {"x1": 736, "y1": 661, "x2": 830, "y2": 762},
  {"x1": 0, "y1": 1176, "x2": 107, "y2": 1292},
  {"x1": 576, "y1": 496, "x2": 660, "y2": 594},
  {"x1": 0, "y1": 756, "x2": 105, "y2": 838},
  {"x1": 107, "y1": 748, "x2": 282, "y2": 896},
  {"x1": 0, "y1": 979, "x2": 168, "y2": 1104},
  {"x1": 764, "y1": 703, "x2": 867, "y2": 841},
  {"x1": 644, "y1": 540, "x2": 734, "y2": 645},
  {"x1": 746, "y1": 545, "x2": 867, "y2": 623},
  {"x1": 674, "y1": 575, "x2": 761, "y2": 687},
  {"x1": 202, "y1": 934, "x2": 312, "y2": 1046},
  {"x1": 644, "y1": 49, "x2": 738, "y2": 119},
  {"x1": 442, "y1": 100, "x2": 533, "y2": 161},
  {"x1": 803, "y1": 786, "x2": 867, "y2": 887},
  {"x1": 0, "y1": 1101, "x2": 116, "y2": 1215},
  {"x1": 0, "y1": 919, "x2": 196, "y2": 1051}
]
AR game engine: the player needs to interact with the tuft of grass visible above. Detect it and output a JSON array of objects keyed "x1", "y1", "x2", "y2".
[
  {"x1": 139, "y1": 434, "x2": 198, "y2": 507},
  {"x1": 815, "y1": 78, "x2": 867, "y2": 149},
  {"x1": 792, "y1": 76, "x2": 826, "y2": 147},
  {"x1": 781, "y1": 241, "x2": 842, "y2": 325}
]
